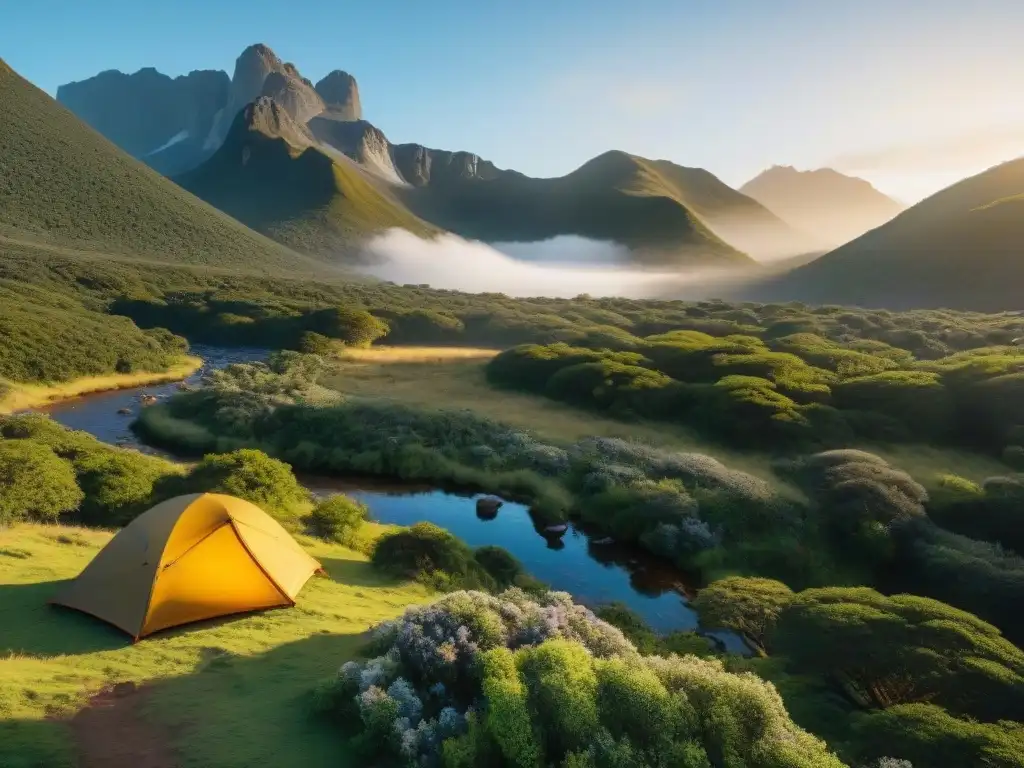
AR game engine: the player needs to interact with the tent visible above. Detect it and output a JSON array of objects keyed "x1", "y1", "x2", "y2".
[{"x1": 51, "y1": 493, "x2": 322, "y2": 639}]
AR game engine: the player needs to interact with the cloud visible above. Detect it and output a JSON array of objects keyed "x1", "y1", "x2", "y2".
[
  {"x1": 356, "y1": 230, "x2": 733, "y2": 299},
  {"x1": 832, "y1": 125, "x2": 1024, "y2": 173}
]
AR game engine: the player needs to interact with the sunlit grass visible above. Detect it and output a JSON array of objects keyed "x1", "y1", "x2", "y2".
[
  {"x1": 0, "y1": 356, "x2": 202, "y2": 414},
  {"x1": 0, "y1": 521, "x2": 430, "y2": 767}
]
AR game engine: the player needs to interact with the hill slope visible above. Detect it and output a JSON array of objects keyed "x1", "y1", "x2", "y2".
[
  {"x1": 177, "y1": 98, "x2": 435, "y2": 262},
  {"x1": 753, "y1": 157, "x2": 1024, "y2": 310},
  {"x1": 0, "y1": 57, "x2": 316, "y2": 274},
  {"x1": 388, "y1": 149, "x2": 758, "y2": 267},
  {"x1": 741, "y1": 166, "x2": 904, "y2": 249}
]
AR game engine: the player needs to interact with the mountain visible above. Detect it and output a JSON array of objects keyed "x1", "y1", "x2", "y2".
[
  {"x1": 0, "y1": 57, "x2": 316, "y2": 273},
  {"x1": 177, "y1": 97, "x2": 435, "y2": 261},
  {"x1": 741, "y1": 166, "x2": 904, "y2": 249},
  {"x1": 314, "y1": 70, "x2": 362, "y2": 121},
  {"x1": 56, "y1": 67, "x2": 229, "y2": 175},
  {"x1": 55, "y1": 42, "x2": 810, "y2": 267},
  {"x1": 753, "y1": 157, "x2": 1024, "y2": 311}
]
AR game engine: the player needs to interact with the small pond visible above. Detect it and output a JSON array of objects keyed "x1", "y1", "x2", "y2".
[{"x1": 33, "y1": 346, "x2": 748, "y2": 648}]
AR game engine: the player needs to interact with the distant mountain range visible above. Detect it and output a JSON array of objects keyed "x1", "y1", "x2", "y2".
[
  {"x1": 9, "y1": 42, "x2": 1022, "y2": 311},
  {"x1": 54, "y1": 42, "x2": 841, "y2": 267},
  {"x1": 740, "y1": 165, "x2": 905, "y2": 250},
  {"x1": 750, "y1": 157, "x2": 1024, "y2": 311}
]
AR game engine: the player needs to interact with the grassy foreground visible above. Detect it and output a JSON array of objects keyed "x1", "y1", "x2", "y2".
[
  {"x1": 0, "y1": 356, "x2": 202, "y2": 414},
  {"x1": 324, "y1": 346, "x2": 1010, "y2": 486},
  {"x1": 0, "y1": 522, "x2": 432, "y2": 768}
]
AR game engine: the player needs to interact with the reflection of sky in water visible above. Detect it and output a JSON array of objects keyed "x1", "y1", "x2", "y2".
[{"x1": 332, "y1": 487, "x2": 699, "y2": 634}]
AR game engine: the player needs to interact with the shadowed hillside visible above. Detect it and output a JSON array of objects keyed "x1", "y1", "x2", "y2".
[
  {"x1": 752, "y1": 157, "x2": 1024, "y2": 311},
  {"x1": 178, "y1": 98, "x2": 435, "y2": 262},
  {"x1": 0, "y1": 57, "x2": 317, "y2": 274}
]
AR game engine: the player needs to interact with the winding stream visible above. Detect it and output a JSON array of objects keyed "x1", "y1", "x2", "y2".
[{"x1": 34, "y1": 346, "x2": 746, "y2": 647}]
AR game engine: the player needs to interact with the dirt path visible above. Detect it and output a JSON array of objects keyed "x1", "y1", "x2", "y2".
[{"x1": 69, "y1": 681, "x2": 177, "y2": 768}]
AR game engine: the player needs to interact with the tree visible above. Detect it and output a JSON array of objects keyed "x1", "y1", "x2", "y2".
[
  {"x1": 772, "y1": 587, "x2": 1024, "y2": 719},
  {"x1": 0, "y1": 439, "x2": 83, "y2": 525},
  {"x1": 691, "y1": 576, "x2": 794, "y2": 654}
]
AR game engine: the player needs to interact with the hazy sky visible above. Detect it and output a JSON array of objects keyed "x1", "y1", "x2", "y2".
[{"x1": 3, "y1": 0, "x2": 1023, "y2": 202}]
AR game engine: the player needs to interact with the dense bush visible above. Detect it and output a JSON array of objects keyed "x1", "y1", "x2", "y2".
[
  {"x1": 851, "y1": 704, "x2": 1024, "y2": 768},
  {"x1": 771, "y1": 587, "x2": 1024, "y2": 720},
  {"x1": 594, "y1": 602, "x2": 716, "y2": 658},
  {"x1": 183, "y1": 448, "x2": 311, "y2": 521},
  {"x1": 313, "y1": 589, "x2": 845, "y2": 767},
  {"x1": 484, "y1": 315, "x2": 1024, "y2": 454},
  {"x1": 371, "y1": 522, "x2": 529, "y2": 592},
  {"x1": 0, "y1": 439, "x2": 83, "y2": 525},
  {"x1": 305, "y1": 494, "x2": 369, "y2": 544}
]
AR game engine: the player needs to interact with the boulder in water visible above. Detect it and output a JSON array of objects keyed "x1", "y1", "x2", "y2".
[{"x1": 476, "y1": 497, "x2": 503, "y2": 519}]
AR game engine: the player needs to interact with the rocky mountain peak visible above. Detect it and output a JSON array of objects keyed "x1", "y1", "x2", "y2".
[
  {"x1": 261, "y1": 69, "x2": 324, "y2": 124},
  {"x1": 236, "y1": 96, "x2": 315, "y2": 149},
  {"x1": 314, "y1": 70, "x2": 362, "y2": 121}
]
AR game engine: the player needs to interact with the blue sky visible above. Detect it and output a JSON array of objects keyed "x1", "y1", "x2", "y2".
[{"x1": 3, "y1": 0, "x2": 1023, "y2": 201}]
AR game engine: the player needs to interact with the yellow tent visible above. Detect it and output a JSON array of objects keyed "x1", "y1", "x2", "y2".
[{"x1": 51, "y1": 493, "x2": 322, "y2": 639}]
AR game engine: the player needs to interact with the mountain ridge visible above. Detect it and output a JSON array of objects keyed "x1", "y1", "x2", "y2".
[{"x1": 741, "y1": 164, "x2": 904, "y2": 249}]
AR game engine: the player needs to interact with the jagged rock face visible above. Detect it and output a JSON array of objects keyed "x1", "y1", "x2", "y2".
[
  {"x1": 314, "y1": 70, "x2": 362, "y2": 121},
  {"x1": 237, "y1": 96, "x2": 316, "y2": 149},
  {"x1": 204, "y1": 43, "x2": 291, "y2": 149},
  {"x1": 261, "y1": 70, "x2": 324, "y2": 125},
  {"x1": 392, "y1": 144, "x2": 501, "y2": 187},
  {"x1": 57, "y1": 67, "x2": 229, "y2": 157}
]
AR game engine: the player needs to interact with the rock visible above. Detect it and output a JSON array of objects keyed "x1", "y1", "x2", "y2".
[
  {"x1": 117, "y1": 407, "x2": 132, "y2": 415},
  {"x1": 237, "y1": 96, "x2": 317, "y2": 149},
  {"x1": 260, "y1": 68, "x2": 324, "y2": 125},
  {"x1": 139, "y1": 394, "x2": 158, "y2": 406},
  {"x1": 476, "y1": 497, "x2": 502, "y2": 519},
  {"x1": 591, "y1": 537, "x2": 614, "y2": 545},
  {"x1": 543, "y1": 523, "x2": 568, "y2": 535},
  {"x1": 314, "y1": 70, "x2": 362, "y2": 121}
]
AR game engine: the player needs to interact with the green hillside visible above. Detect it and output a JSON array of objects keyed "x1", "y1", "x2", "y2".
[
  {"x1": 757, "y1": 157, "x2": 1024, "y2": 311},
  {"x1": 0, "y1": 58, "x2": 315, "y2": 274},
  {"x1": 400, "y1": 150, "x2": 756, "y2": 267},
  {"x1": 177, "y1": 100, "x2": 435, "y2": 262}
]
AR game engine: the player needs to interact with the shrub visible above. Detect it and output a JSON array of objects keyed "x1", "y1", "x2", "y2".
[
  {"x1": 0, "y1": 439, "x2": 83, "y2": 525},
  {"x1": 184, "y1": 448, "x2": 310, "y2": 520},
  {"x1": 317, "y1": 590, "x2": 843, "y2": 767},
  {"x1": 305, "y1": 494, "x2": 368, "y2": 544},
  {"x1": 305, "y1": 306, "x2": 390, "y2": 347},
  {"x1": 296, "y1": 331, "x2": 334, "y2": 355}
]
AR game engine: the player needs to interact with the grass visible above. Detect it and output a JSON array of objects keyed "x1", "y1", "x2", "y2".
[
  {"x1": 0, "y1": 56, "x2": 322, "y2": 275},
  {"x1": 0, "y1": 355, "x2": 202, "y2": 413},
  {"x1": 322, "y1": 346, "x2": 1011, "y2": 486},
  {"x1": 0, "y1": 521, "x2": 432, "y2": 768}
]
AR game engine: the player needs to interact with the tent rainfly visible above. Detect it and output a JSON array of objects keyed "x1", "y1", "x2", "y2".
[{"x1": 51, "y1": 493, "x2": 321, "y2": 639}]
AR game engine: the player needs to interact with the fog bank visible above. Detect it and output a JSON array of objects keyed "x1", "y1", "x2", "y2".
[{"x1": 358, "y1": 229, "x2": 740, "y2": 299}]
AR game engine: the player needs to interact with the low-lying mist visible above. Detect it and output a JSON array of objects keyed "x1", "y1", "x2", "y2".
[{"x1": 357, "y1": 229, "x2": 748, "y2": 299}]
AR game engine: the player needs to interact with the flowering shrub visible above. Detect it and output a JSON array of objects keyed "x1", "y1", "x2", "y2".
[{"x1": 314, "y1": 589, "x2": 846, "y2": 767}]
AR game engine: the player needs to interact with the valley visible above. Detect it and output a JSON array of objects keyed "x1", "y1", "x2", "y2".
[{"x1": 2, "y1": 12, "x2": 1024, "y2": 768}]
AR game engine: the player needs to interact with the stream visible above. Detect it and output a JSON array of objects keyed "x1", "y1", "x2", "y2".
[{"x1": 34, "y1": 345, "x2": 747, "y2": 648}]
